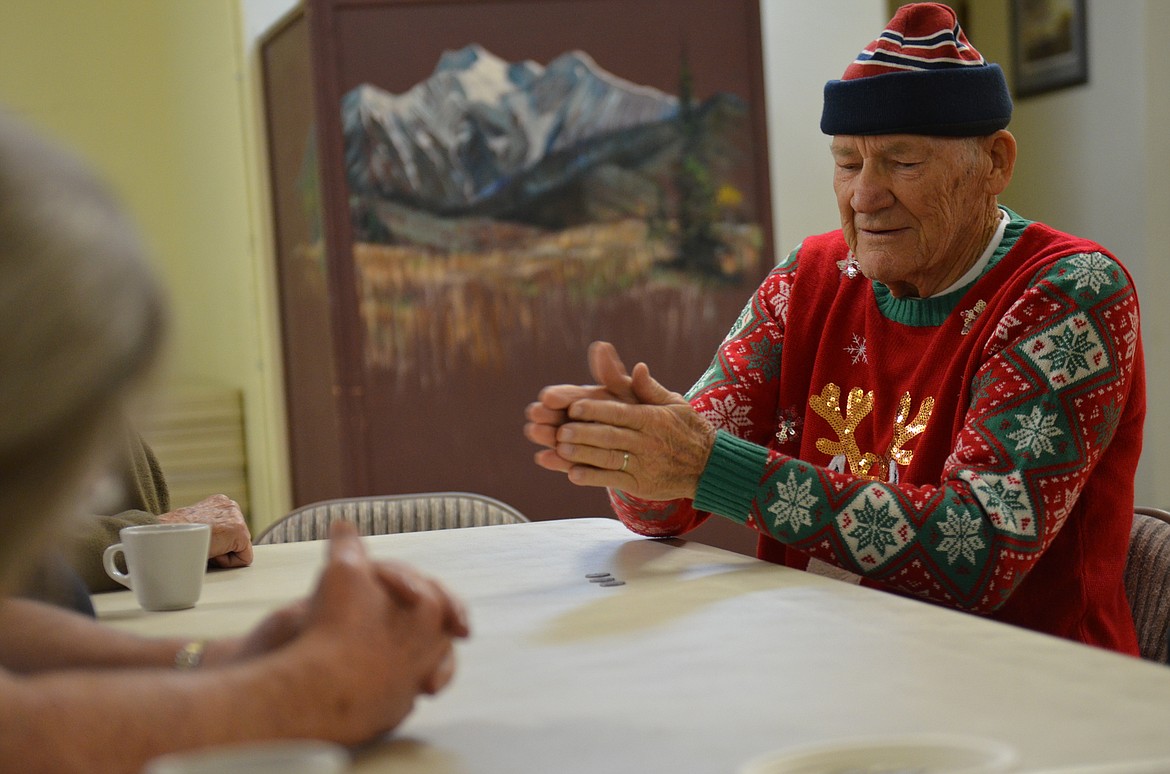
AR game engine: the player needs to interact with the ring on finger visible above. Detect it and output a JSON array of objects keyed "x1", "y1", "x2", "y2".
[{"x1": 619, "y1": 451, "x2": 630, "y2": 473}]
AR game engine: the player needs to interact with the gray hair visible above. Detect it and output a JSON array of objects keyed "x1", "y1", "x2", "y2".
[{"x1": 0, "y1": 110, "x2": 167, "y2": 591}]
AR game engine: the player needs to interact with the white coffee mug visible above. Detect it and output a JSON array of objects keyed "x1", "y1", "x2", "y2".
[{"x1": 102, "y1": 523, "x2": 211, "y2": 611}]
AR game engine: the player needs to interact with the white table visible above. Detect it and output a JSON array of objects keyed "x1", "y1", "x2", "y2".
[{"x1": 96, "y1": 518, "x2": 1170, "y2": 773}]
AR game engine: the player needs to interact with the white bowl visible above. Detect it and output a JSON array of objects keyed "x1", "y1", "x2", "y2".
[
  {"x1": 143, "y1": 740, "x2": 350, "y2": 774},
  {"x1": 740, "y1": 734, "x2": 1017, "y2": 774}
]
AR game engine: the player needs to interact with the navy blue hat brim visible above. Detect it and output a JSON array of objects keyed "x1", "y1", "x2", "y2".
[{"x1": 821, "y1": 64, "x2": 1012, "y2": 137}]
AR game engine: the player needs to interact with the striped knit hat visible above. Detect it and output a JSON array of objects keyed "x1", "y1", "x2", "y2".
[{"x1": 821, "y1": 2, "x2": 1012, "y2": 136}]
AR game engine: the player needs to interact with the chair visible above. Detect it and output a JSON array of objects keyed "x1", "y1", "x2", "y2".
[
  {"x1": 256, "y1": 491, "x2": 530, "y2": 545},
  {"x1": 1125, "y1": 506, "x2": 1170, "y2": 663}
]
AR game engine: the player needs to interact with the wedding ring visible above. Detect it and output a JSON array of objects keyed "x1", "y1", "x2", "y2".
[{"x1": 619, "y1": 452, "x2": 630, "y2": 473}]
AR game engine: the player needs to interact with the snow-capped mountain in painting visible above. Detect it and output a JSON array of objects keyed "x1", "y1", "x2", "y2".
[{"x1": 342, "y1": 44, "x2": 741, "y2": 227}]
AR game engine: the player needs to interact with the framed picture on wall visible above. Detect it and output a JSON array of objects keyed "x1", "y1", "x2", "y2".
[{"x1": 1010, "y1": 0, "x2": 1088, "y2": 98}]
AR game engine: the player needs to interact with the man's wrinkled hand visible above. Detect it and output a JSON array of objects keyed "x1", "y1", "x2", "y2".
[{"x1": 161, "y1": 494, "x2": 253, "y2": 568}]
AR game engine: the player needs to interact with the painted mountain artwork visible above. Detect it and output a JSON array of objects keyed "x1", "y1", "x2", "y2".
[{"x1": 335, "y1": 45, "x2": 763, "y2": 383}]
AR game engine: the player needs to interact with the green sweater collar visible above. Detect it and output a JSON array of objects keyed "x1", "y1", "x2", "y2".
[{"x1": 872, "y1": 208, "x2": 1029, "y2": 327}]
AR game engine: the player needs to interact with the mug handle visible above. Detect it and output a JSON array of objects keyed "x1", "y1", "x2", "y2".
[{"x1": 102, "y1": 543, "x2": 133, "y2": 589}]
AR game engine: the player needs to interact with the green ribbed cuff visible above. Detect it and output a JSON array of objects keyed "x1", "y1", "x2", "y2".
[{"x1": 693, "y1": 430, "x2": 770, "y2": 524}]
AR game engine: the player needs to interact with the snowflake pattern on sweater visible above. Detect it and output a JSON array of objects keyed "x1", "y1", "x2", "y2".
[{"x1": 610, "y1": 211, "x2": 1145, "y2": 652}]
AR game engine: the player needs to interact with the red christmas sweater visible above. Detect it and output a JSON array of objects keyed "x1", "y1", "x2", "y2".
[{"x1": 611, "y1": 210, "x2": 1145, "y2": 654}]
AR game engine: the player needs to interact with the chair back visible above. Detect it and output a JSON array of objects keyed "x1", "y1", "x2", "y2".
[
  {"x1": 1126, "y1": 507, "x2": 1170, "y2": 663},
  {"x1": 256, "y1": 492, "x2": 530, "y2": 545}
]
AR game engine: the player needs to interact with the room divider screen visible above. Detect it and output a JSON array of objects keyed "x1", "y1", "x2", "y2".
[{"x1": 260, "y1": 0, "x2": 771, "y2": 552}]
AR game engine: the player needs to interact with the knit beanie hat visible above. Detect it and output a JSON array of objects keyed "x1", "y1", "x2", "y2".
[{"x1": 821, "y1": 2, "x2": 1012, "y2": 136}]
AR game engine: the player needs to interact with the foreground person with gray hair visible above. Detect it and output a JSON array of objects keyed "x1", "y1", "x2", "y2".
[{"x1": 0, "y1": 108, "x2": 468, "y2": 773}]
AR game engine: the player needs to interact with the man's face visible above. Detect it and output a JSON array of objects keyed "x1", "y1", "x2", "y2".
[{"x1": 831, "y1": 134, "x2": 992, "y2": 298}]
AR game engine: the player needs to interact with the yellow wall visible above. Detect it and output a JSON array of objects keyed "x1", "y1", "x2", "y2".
[{"x1": 0, "y1": 0, "x2": 291, "y2": 528}]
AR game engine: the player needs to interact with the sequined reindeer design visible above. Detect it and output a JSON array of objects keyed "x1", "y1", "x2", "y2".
[{"x1": 809, "y1": 383, "x2": 935, "y2": 483}]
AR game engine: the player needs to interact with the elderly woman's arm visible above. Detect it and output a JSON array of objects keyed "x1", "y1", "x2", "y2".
[
  {"x1": 0, "y1": 598, "x2": 190, "y2": 670},
  {"x1": 0, "y1": 524, "x2": 468, "y2": 774}
]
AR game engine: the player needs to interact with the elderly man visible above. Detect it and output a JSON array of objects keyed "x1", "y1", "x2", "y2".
[
  {"x1": 526, "y1": 2, "x2": 1145, "y2": 655},
  {"x1": 0, "y1": 105, "x2": 468, "y2": 771}
]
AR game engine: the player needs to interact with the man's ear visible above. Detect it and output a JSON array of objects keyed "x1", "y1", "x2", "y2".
[{"x1": 985, "y1": 130, "x2": 1017, "y2": 196}]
